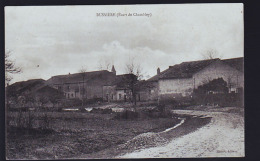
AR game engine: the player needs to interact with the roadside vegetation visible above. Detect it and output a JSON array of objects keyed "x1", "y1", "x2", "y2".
[{"x1": 6, "y1": 105, "x2": 183, "y2": 159}]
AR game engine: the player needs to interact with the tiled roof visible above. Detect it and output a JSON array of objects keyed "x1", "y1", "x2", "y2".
[
  {"x1": 114, "y1": 74, "x2": 137, "y2": 89},
  {"x1": 47, "y1": 70, "x2": 114, "y2": 85},
  {"x1": 6, "y1": 79, "x2": 46, "y2": 95},
  {"x1": 135, "y1": 80, "x2": 157, "y2": 90},
  {"x1": 159, "y1": 58, "x2": 219, "y2": 79},
  {"x1": 150, "y1": 57, "x2": 243, "y2": 80}
]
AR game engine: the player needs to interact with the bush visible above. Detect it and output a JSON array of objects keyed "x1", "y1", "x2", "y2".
[
  {"x1": 113, "y1": 110, "x2": 139, "y2": 120},
  {"x1": 90, "y1": 108, "x2": 113, "y2": 114},
  {"x1": 114, "y1": 107, "x2": 174, "y2": 120}
]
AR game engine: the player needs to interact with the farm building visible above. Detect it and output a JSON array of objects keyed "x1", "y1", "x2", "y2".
[
  {"x1": 47, "y1": 66, "x2": 139, "y2": 102},
  {"x1": 103, "y1": 74, "x2": 137, "y2": 102},
  {"x1": 135, "y1": 80, "x2": 158, "y2": 102},
  {"x1": 157, "y1": 57, "x2": 244, "y2": 98},
  {"x1": 138, "y1": 57, "x2": 244, "y2": 101},
  {"x1": 47, "y1": 69, "x2": 116, "y2": 100},
  {"x1": 5, "y1": 79, "x2": 64, "y2": 108}
]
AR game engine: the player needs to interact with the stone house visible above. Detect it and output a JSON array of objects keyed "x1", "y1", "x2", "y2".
[
  {"x1": 157, "y1": 57, "x2": 244, "y2": 98},
  {"x1": 137, "y1": 57, "x2": 243, "y2": 102},
  {"x1": 47, "y1": 69, "x2": 116, "y2": 100},
  {"x1": 5, "y1": 79, "x2": 64, "y2": 108},
  {"x1": 103, "y1": 74, "x2": 137, "y2": 102},
  {"x1": 135, "y1": 80, "x2": 158, "y2": 102}
]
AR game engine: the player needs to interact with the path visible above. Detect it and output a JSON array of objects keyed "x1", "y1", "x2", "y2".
[{"x1": 117, "y1": 107, "x2": 244, "y2": 158}]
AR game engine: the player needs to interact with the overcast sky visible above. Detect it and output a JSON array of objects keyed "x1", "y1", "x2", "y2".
[{"x1": 5, "y1": 4, "x2": 243, "y2": 84}]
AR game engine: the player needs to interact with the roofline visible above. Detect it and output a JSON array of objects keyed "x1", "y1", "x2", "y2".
[
  {"x1": 159, "y1": 59, "x2": 220, "y2": 80},
  {"x1": 221, "y1": 57, "x2": 244, "y2": 61},
  {"x1": 50, "y1": 70, "x2": 111, "y2": 78},
  {"x1": 159, "y1": 76, "x2": 193, "y2": 80}
]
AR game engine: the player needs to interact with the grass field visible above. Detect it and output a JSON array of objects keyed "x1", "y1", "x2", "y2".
[{"x1": 6, "y1": 111, "x2": 182, "y2": 159}]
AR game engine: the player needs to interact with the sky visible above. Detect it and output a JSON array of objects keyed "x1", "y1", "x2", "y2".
[{"x1": 5, "y1": 4, "x2": 244, "y2": 84}]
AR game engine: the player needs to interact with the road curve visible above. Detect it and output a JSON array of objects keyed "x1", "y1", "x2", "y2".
[{"x1": 117, "y1": 108, "x2": 244, "y2": 158}]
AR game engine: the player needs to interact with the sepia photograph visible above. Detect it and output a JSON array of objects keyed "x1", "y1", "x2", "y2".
[{"x1": 5, "y1": 4, "x2": 244, "y2": 159}]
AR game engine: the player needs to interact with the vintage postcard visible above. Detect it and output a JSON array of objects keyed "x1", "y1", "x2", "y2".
[{"x1": 5, "y1": 4, "x2": 244, "y2": 159}]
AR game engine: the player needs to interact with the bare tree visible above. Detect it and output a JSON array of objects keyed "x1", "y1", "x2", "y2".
[
  {"x1": 98, "y1": 57, "x2": 113, "y2": 71},
  {"x1": 125, "y1": 57, "x2": 143, "y2": 80},
  {"x1": 124, "y1": 57, "x2": 144, "y2": 106},
  {"x1": 79, "y1": 66, "x2": 88, "y2": 110},
  {"x1": 5, "y1": 51, "x2": 22, "y2": 86},
  {"x1": 202, "y1": 49, "x2": 221, "y2": 60}
]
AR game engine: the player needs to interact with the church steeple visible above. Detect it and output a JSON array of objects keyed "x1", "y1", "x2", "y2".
[{"x1": 111, "y1": 65, "x2": 116, "y2": 75}]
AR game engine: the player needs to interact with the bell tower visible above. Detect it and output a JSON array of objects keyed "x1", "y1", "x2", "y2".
[{"x1": 111, "y1": 65, "x2": 116, "y2": 75}]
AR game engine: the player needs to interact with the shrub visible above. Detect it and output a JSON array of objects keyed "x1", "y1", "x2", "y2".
[
  {"x1": 113, "y1": 110, "x2": 139, "y2": 120},
  {"x1": 114, "y1": 107, "x2": 174, "y2": 120},
  {"x1": 90, "y1": 108, "x2": 113, "y2": 114}
]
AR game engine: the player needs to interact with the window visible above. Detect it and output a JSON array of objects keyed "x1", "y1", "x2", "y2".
[
  {"x1": 67, "y1": 85, "x2": 70, "y2": 91},
  {"x1": 119, "y1": 94, "x2": 122, "y2": 99},
  {"x1": 71, "y1": 93, "x2": 73, "y2": 97}
]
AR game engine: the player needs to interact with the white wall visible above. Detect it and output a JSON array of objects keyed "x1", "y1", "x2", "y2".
[
  {"x1": 193, "y1": 60, "x2": 244, "y2": 89},
  {"x1": 159, "y1": 60, "x2": 244, "y2": 96},
  {"x1": 159, "y1": 78, "x2": 194, "y2": 96}
]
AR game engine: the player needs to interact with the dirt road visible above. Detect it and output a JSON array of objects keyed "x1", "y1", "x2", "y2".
[{"x1": 117, "y1": 107, "x2": 244, "y2": 158}]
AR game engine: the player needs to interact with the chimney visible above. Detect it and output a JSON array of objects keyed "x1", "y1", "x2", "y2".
[{"x1": 157, "y1": 67, "x2": 160, "y2": 75}]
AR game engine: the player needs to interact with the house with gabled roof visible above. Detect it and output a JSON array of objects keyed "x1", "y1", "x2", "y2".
[
  {"x1": 137, "y1": 57, "x2": 244, "y2": 101},
  {"x1": 6, "y1": 79, "x2": 65, "y2": 108},
  {"x1": 47, "y1": 69, "x2": 116, "y2": 100},
  {"x1": 157, "y1": 57, "x2": 244, "y2": 98}
]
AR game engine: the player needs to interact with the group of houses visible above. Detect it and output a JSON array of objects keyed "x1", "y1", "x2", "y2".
[{"x1": 6, "y1": 57, "x2": 244, "y2": 108}]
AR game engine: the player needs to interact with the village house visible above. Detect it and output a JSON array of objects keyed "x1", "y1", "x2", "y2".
[
  {"x1": 149, "y1": 57, "x2": 244, "y2": 99},
  {"x1": 5, "y1": 79, "x2": 64, "y2": 109},
  {"x1": 134, "y1": 68, "x2": 159, "y2": 102},
  {"x1": 7, "y1": 57, "x2": 244, "y2": 107},
  {"x1": 136, "y1": 57, "x2": 243, "y2": 102},
  {"x1": 103, "y1": 74, "x2": 137, "y2": 102},
  {"x1": 47, "y1": 67, "x2": 117, "y2": 100},
  {"x1": 47, "y1": 65, "x2": 139, "y2": 102}
]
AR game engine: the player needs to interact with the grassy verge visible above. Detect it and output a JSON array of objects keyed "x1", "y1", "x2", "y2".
[{"x1": 6, "y1": 111, "x2": 181, "y2": 159}]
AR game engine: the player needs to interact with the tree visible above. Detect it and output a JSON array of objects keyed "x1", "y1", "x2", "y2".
[
  {"x1": 5, "y1": 51, "x2": 22, "y2": 86},
  {"x1": 125, "y1": 57, "x2": 143, "y2": 80},
  {"x1": 124, "y1": 57, "x2": 144, "y2": 106},
  {"x1": 202, "y1": 49, "x2": 221, "y2": 60},
  {"x1": 78, "y1": 66, "x2": 88, "y2": 110},
  {"x1": 97, "y1": 57, "x2": 113, "y2": 71}
]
